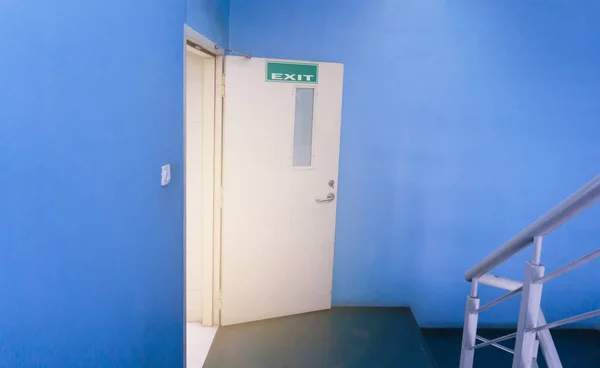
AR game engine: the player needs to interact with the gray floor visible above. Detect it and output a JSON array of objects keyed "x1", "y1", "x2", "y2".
[
  {"x1": 203, "y1": 307, "x2": 600, "y2": 367},
  {"x1": 204, "y1": 307, "x2": 437, "y2": 368}
]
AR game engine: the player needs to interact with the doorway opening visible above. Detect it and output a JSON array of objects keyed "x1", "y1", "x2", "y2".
[
  {"x1": 183, "y1": 25, "x2": 224, "y2": 367},
  {"x1": 182, "y1": 25, "x2": 345, "y2": 366},
  {"x1": 185, "y1": 40, "x2": 213, "y2": 324}
]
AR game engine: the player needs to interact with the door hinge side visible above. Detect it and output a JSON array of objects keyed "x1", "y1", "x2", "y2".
[{"x1": 219, "y1": 84, "x2": 225, "y2": 98}]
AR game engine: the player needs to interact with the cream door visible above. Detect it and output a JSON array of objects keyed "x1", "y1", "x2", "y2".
[{"x1": 221, "y1": 56, "x2": 344, "y2": 325}]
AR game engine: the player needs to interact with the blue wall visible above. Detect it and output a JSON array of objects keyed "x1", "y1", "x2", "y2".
[
  {"x1": 186, "y1": 0, "x2": 230, "y2": 47},
  {"x1": 230, "y1": 0, "x2": 600, "y2": 327},
  {"x1": 0, "y1": 0, "x2": 227, "y2": 367}
]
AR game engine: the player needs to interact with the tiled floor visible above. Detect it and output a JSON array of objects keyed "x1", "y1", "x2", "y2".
[{"x1": 186, "y1": 323, "x2": 218, "y2": 367}]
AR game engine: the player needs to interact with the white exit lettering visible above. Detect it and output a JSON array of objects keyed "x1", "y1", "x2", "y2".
[{"x1": 271, "y1": 73, "x2": 315, "y2": 82}]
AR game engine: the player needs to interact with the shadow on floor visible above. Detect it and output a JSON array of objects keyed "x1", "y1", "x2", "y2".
[
  {"x1": 422, "y1": 328, "x2": 600, "y2": 368},
  {"x1": 204, "y1": 307, "x2": 436, "y2": 368}
]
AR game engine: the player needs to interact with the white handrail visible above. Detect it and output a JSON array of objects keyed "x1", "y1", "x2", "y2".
[
  {"x1": 465, "y1": 174, "x2": 600, "y2": 281},
  {"x1": 473, "y1": 332, "x2": 517, "y2": 349},
  {"x1": 536, "y1": 248, "x2": 600, "y2": 284},
  {"x1": 461, "y1": 175, "x2": 600, "y2": 367},
  {"x1": 461, "y1": 273, "x2": 564, "y2": 367},
  {"x1": 528, "y1": 309, "x2": 600, "y2": 333},
  {"x1": 478, "y1": 273, "x2": 523, "y2": 291},
  {"x1": 475, "y1": 335, "x2": 514, "y2": 354},
  {"x1": 476, "y1": 286, "x2": 522, "y2": 313}
]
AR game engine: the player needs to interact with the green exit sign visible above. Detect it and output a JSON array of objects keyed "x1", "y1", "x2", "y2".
[{"x1": 266, "y1": 61, "x2": 318, "y2": 84}]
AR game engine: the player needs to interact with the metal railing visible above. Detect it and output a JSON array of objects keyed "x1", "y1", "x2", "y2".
[{"x1": 460, "y1": 174, "x2": 600, "y2": 368}]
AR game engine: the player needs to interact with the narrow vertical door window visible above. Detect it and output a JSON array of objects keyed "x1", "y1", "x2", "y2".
[{"x1": 292, "y1": 88, "x2": 315, "y2": 167}]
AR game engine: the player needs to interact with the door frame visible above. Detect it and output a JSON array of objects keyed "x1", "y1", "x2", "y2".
[{"x1": 183, "y1": 24, "x2": 224, "y2": 327}]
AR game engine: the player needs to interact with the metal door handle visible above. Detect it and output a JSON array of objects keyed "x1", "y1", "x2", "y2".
[{"x1": 316, "y1": 193, "x2": 335, "y2": 203}]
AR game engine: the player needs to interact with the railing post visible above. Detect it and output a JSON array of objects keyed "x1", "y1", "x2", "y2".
[
  {"x1": 460, "y1": 279, "x2": 480, "y2": 368},
  {"x1": 537, "y1": 310, "x2": 563, "y2": 368},
  {"x1": 532, "y1": 337, "x2": 540, "y2": 366},
  {"x1": 513, "y1": 236, "x2": 545, "y2": 368}
]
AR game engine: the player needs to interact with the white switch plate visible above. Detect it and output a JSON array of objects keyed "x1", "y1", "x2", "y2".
[{"x1": 161, "y1": 164, "x2": 171, "y2": 187}]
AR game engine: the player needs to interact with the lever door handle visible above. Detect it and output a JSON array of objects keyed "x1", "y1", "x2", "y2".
[{"x1": 316, "y1": 193, "x2": 335, "y2": 203}]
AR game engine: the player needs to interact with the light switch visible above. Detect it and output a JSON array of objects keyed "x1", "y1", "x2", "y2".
[{"x1": 161, "y1": 164, "x2": 171, "y2": 187}]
